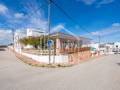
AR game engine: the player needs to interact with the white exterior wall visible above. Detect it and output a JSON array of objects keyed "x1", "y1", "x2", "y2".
[
  {"x1": 90, "y1": 43, "x2": 99, "y2": 50},
  {"x1": 9, "y1": 46, "x2": 69, "y2": 64},
  {"x1": 27, "y1": 28, "x2": 44, "y2": 37},
  {"x1": 9, "y1": 46, "x2": 68, "y2": 64},
  {"x1": 27, "y1": 28, "x2": 33, "y2": 37},
  {"x1": 21, "y1": 52, "x2": 69, "y2": 64},
  {"x1": 24, "y1": 44, "x2": 34, "y2": 49}
]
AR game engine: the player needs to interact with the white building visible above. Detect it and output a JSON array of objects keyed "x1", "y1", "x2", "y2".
[
  {"x1": 14, "y1": 30, "x2": 25, "y2": 52},
  {"x1": 113, "y1": 42, "x2": 120, "y2": 53},
  {"x1": 89, "y1": 43, "x2": 114, "y2": 55},
  {"x1": 90, "y1": 43, "x2": 99, "y2": 51},
  {"x1": 105, "y1": 43, "x2": 114, "y2": 54},
  {"x1": 27, "y1": 28, "x2": 45, "y2": 37},
  {"x1": 14, "y1": 28, "x2": 45, "y2": 50}
]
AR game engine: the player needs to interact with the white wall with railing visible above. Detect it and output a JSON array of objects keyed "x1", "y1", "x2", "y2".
[{"x1": 8, "y1": 46, "x2": 69, "y2": 64}]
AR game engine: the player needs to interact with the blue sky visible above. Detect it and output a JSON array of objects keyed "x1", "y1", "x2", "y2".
[{"x1": 0, "y1": 0, "x2": 120, "y2": 44}]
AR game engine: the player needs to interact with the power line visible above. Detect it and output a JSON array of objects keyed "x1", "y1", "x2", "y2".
[{"x1": 50, "y1": 0, "x2": 92, "y2": 34}]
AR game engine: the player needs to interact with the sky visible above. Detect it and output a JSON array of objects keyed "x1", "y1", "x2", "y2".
[{"x1": 0, "y1": 0, "x2": 120, "y2": 45}]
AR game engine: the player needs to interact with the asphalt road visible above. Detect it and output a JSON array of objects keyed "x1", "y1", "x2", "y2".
[{"x1": 0, "y1": 48, "x2": 120, "y2": 90}]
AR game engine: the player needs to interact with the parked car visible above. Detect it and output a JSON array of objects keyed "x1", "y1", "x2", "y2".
[{"x1": 112, "y1": 48, "x2": 120, "y2": 54}]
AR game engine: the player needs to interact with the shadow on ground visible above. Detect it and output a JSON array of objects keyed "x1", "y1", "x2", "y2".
[{"x1": 116, "y1": 63, "x2": 120, "y2": 66}]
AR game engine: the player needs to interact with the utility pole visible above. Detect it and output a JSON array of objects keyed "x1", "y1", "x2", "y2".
[
  {"x1": 48, "y1": 0, "x2": 51, "y2": 64},
  {"x1": 99, "y1": 35, "x2": 101, "y2": 47},
  {"x1": 12, "y1": 29, "x2": 15, "y2": 52},
  {"x1": 98, "y1": 34, "x2": 101, "y2": 55}
]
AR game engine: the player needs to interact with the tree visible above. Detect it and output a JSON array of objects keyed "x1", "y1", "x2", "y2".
[{"x1": 19, "y1": 36, "x2": 56, "y2": 49}]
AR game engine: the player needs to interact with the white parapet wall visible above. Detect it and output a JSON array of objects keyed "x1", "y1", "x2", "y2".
[
  {"x1": 8, "y1": 46, "x2": 69, "y2": 64},
  {"x1": 21, "y1": 52, "x2": 69, "y2": 64}
]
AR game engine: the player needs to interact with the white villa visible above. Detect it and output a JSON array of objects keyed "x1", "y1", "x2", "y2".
[{"x1": 13, "y1": 28, "x2": 93, "y2": 64}]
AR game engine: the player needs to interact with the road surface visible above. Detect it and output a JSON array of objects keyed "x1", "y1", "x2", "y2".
[{"x1": 0, "y1": 48, "x2": 120, "y2": 90}]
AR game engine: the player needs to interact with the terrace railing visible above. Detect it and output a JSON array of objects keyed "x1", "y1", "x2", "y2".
[{"x1": 59, "y1": 47, "x2": 90, "y2": 54}]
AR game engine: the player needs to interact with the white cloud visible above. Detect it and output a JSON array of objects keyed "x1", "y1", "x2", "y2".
[
  {"x1": 14, "y1": 13, "x2": 24, "y2": 19},
  {"x1": 0, "y1": 4, "x2": 25, "y2": 25},
  {"x1": 51, "y1": 24, "x2": 79, "y2": 39},
  {"x1": 0, "y1": 1, "x2": 47, "y2": 30},
  {"x1": 21, "y1": 1, "x2": 48, "y2": 30},
  {"x1": 0, "y1": 29, "x2": 12, "y2": 44},
  {"x1": 6, "y1": 12, "x2": 26, "y2": 25},
  {"x1": 0, "y1": 29, "x2": 12, "y2": 38},
  {"x1": 0, "y1": 4, "x2": 8, "y2": 14},
  {"x1": 0, "y1": 1, "x2": 48, "y2": 44},
  {"x1": 91, "y1": 23, "x2": 120, "y2": 36},
  {"x1": 112, "y1": 23, "x2": 120, "y2": 27},
  {"x1": 77, "y1": 0, "x2": 115, "y2": 7},
  {"x1": 52, "y1": 24, "x2": 65, "y2": 32},
  {"x1": 77, "y1": 0, "x2": 96, "y2": 5},
  {"x1": 97, "y1": 0, "x2": 114, "y2": 7},
  {"x1": 100, "y1": 0, "x2": 114, "y2": 4},
  {"x1": 28, "y1": 17, "x2": 47, "y2": 30}
]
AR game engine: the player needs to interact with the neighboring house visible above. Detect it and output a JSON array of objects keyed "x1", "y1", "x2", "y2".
[
  {"x1": 14, "y1": 28, "x2": 45, "y2": 50},
  {"x1": 113, "y1": 42, "x2": 120, "y2": 53},
  {"x1": 27, "y1": 28, "x2": 45, "y2": 37},
  {"x1": 105, "y1": 43, "x2": 114, "y2": 54},
  {"x1": 14, "y1": 30, "x2": 26, "y2": 52},
  {"x1": 89, "y1": 43, "x2": 100, "y2": 56},
  {"x1": 25, "y1": 28, "x2": 45, "y2": 49},
  {"x1": 89, "y1": 43, "x2": 109, "y2": 55},
  {"x1": 90, "y1": 43, "x2": 99, "y2": 51}
]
